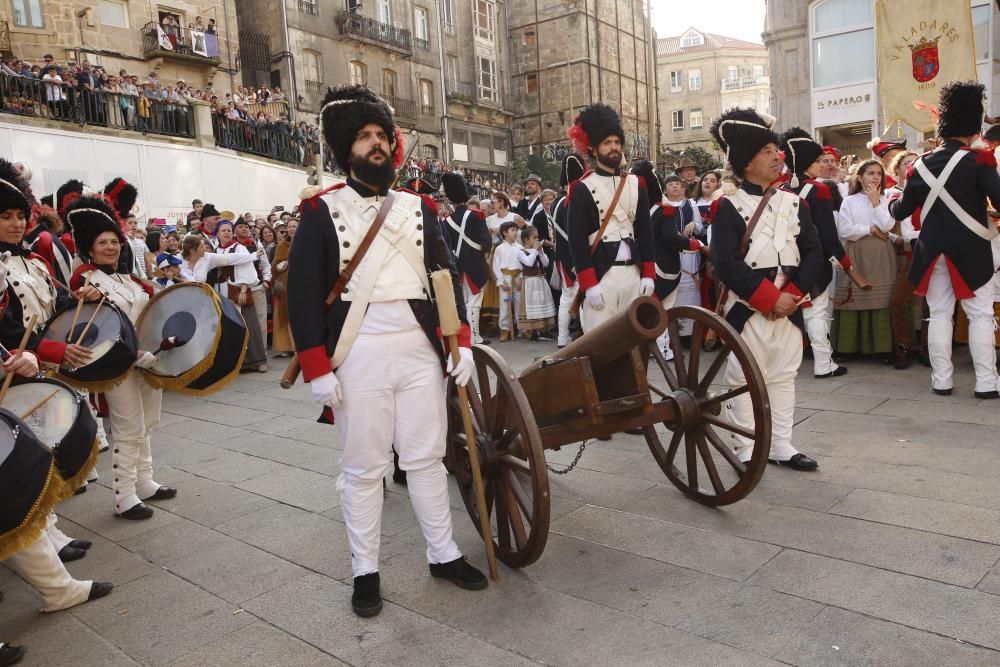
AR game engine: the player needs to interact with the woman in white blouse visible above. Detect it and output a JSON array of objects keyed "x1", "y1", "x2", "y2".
[
  {"x1": 179, "y1": 233, "x2": 256, "y2": 282},
  {"x1": 213, "y1": 221, "x2": 267, "y2": 372},
  {"x1": 831, "y1": 159, "x2": 898, "y2": 357}
]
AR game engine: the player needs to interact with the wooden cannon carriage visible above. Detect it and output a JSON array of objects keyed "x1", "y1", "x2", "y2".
[{"x1": 444, "y1": 296, "x2": 770, "y2": 568}]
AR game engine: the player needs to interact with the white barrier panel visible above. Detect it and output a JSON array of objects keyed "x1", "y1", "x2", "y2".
[{"x1": 0, "y1": 121, "x2": 314, "y2": 222}]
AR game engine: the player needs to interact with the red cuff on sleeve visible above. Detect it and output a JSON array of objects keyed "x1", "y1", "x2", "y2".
[
  {"x1": 641, "y1": 261, "x2": 655, "y2": 280},
  {"x1": 688, "y1": 239, "x2": 701, "y2": 252},
  {"x1": 457, "y1": 322, "x2": 472, "y2": 348},
  {"x1": 781, "y1": 282, "x2": 803, "y2": 299},
  {"x1": 838, "y1": 254, "x2": 852, "y2": 271},
  {"x1": 35, "y1": 339, "x2": 66, "y2": 365},
  {"x1": 298, "y1": 345, "x2": 332, "y2": 382},
  {"x1": 576, "y1": 267, "x2": 598, "y2": 291},
  {"x1": 747, "y1": 280, "x2": 781, "y2": 314}
]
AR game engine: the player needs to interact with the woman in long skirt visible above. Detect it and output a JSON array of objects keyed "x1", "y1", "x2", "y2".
[{"x1": 271, "y1": 218, "x2": 297, "y2": 356}]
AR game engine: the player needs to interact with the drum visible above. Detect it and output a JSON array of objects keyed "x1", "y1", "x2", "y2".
[
  {"x1": 0, "y1": 407, "x2": 63, "y2": 560},
  {"x1": 135, "y1": 282, "x2": 248, "y2": 395},
  {"x1": 41, "y1": 300, "x2": 139, "y2": 392},
  {"x1": 2, "y1": 377, "x2": 98, "y2": 491}
]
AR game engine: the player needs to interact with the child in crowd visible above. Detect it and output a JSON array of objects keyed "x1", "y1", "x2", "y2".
[
  {"x1": 492, "y1": 220, "x2": 522, "y2": 342},
  {"x1": 153, "y1": 253, "x2": 184, "y2": 291},
  {"x1": 517, "y1": 226, "x2": 555, "y2": 341}
]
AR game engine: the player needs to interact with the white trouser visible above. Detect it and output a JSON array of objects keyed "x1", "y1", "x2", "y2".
[
  {"x1": 926, "y1": 256, "x2": 998, "y2": 393},
  {"x1": 45, "y1": 513, "x2": 72, "y2": 552},
  {"x1": 675, "y1": 252, "x2": 702, "y2": 336},
  {"x1": 804, "y1": 288, "x2": 838, "y2": 376},
  {"x1": 105, "y1": 369, "x2": 163, "y2": 513},
  {"x1": 582, "y1": 265, "x2": 640, "y2": 333},
  {"x1": 724, "y1": 313, "x2": 803, "y2": 462},
  {"x1": 333, "y1": 328, "x2": 462, "y2": 577},
  {"x1": 4, "y1": 534, "x2": 91, "y2": 612},
  {"x1": 463, "y1": 279, "x2": 485, "y2": 344},
  {"x1": 498, "y1": 274, "x2": 521, "y2": 334},
  {"x1": 655, "y1": 289, "x2": 680, "y2": 358},
  {"x1": 558, "y1": 282, "x2": 579, "y2": 346},
  {"x1": 251, "y1": 285, "x2": 268, "y2": 349}
]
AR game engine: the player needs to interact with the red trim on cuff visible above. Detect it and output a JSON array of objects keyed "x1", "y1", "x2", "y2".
[
  {"x1": 747, "y1": 280, "x2": 781, "y2": 314},
  {"x1": 838, "y1": 254, "x2": 852, "y2": 271},
  {"x1": 687, "y1": 239, "x2": 701, "y2": 252},
  {"x1": 298, "y1": 345, "x2": 332, "y2": 382},
  {"x1": 641, "y1": 261, "x2": 655, "y2": 280},
  {"x1": 781, "y1": 282, "x2": 803, "y2": 299},
  {"x1": 577, "y1": 267, "x2": 598, "y2": 291},
  {"x1": 35, "y1": 339, "x2": 66, "y2": 365},
  {"x1": 457, "y1": 322, "x2": 472, "y2": 348},
  {"x1": 559, "y1": 263, "x2": 576, "y2": 288}
]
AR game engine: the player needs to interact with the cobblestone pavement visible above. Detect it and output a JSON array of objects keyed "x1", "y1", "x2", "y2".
[{"x1": 3, "y1": 339, "x2": 1000, "y2": 666}]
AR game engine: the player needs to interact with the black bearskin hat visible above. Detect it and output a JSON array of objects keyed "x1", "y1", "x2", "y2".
[
  {"x1": 319, "y1": 85, "x2": 405, "y2": 172},
  {"x1": 937, "y1": 80, "x2": 985, "y2": 139},
  {"x1": 0, "y1": 158, "x2": 32, "y2": 219},
  {"x1": 442, "y1": 172, "x2": 469, "y2": 203},
  {"x1": 709, "y1": 107, "x2": 779, "y2": 177},
  {"x1": 56, "y1": 179, "x2": 86, "y2": 217},
  {"x1": 630, "y1": 160, "x2": 663, "y2": 204},
  {"x1": 39, "y1": 193, "x2": 53, "y2": 208},
  {"x1": 559, "y1": 152, "x2": 586, "y2": 188},
  {"x1": 103, "y1": 177, "x2": 138, "y2": 222},
  {"x1": 779, "y1": 127, "x2": 824, "y2": 187},
  {"x1": 567, "y1": 103, "x2": 625, "y2": 156},
  {"x1": 401, "y1": 174, "x2": 439, "y2": 196},
  {"x1": 66, "y1": 195, "x2": 127, "y2": 261}
]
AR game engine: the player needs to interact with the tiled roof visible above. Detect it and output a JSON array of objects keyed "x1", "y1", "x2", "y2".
[{"x1": 656, "y1": 28, "x2": 764, "y2": 57}]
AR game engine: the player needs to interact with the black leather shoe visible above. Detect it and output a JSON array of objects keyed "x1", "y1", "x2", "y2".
[
  {"x1": 429, "y1": 557, "x2": 488, "y2": 590},
  {"x1": 392, "y1": 450, "x2": 407, "y2": 486},
  {"x1": 57, "y1": 545, "x2": 87, "y2": 563},
  {"x1": 624, "y1": 427, "x2": 645, "y2": 435},
  {"x1": 116, "y1": 503, "x2": 153, "y2": 520},
  {"x1": 815, "y1": 367, "x2": 848, "y2": 378},
  {"x1": 768, "y1": 453, "x2": 819, "y2": 471},
  {"x1": 975, "y1": 390, "x2": 1000, "y2": 399},
  {"x1": 351, "y1": 573, "x2": 382, "y2": 617},
  {"x1": 932, "y1": 387, "x2": 953, "y2": 396},
  {"x1": 68, "y1": 539, "x2": 92, "y2": 550},
  {"x1": 88, "y1": 581, "x2": 113, "y2": 601},
  {"x1": 74, "y1": 485, "x2": 87, "y2": 495},
  {"x1": 144, "y1": 486, "x2": 177, "y2": 501},
  {"x1": 596, "y1": 435, "x2": 612, "y2": 441},
  {"x1": 0, "y1": 643, "x2": 26, "y2": 667}
]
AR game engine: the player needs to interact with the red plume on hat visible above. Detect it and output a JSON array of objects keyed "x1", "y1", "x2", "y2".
[{"x1": 103, "y1": 177, "x2": 137, "y2": 225}]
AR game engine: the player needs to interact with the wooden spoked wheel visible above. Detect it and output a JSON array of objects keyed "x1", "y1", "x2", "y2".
[
  {"x1": 643, "y1": 305, "x2": 770, "y2": 506},
  {"x1": 445, "y1": 344, "x2": 549, "y2": 568}
]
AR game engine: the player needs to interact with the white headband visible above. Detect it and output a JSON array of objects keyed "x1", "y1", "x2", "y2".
[
  {"x1": 0, "y1": 178, "x2": 28, "y2": 205},
  {"x1": 718, "y1": 118, "x2": 773, "y2": 169},
  {"x1": 319, "y1": 96, "x2": 395, "y2": 118},
  {"x1": 66, "y1": 208, "x2": 119, "y2": 226}
]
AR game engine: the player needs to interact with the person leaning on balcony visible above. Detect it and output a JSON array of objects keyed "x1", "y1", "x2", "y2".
[{"x1": 41, "y1": 65, "x2": 68, "y2": 119}]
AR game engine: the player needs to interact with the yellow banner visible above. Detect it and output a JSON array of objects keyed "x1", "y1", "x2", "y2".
[{"x1": 875, "y1": 0, "x2": 978, "y2": 132}]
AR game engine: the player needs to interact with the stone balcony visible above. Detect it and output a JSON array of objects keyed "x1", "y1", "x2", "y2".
[
  {"x1": 335, "y1": 13, "x2": 413, "y2": 58},
  {"x1": 720, "y1": 75, "x2": 770, "y2": 92},
  {"x1": 141, "y1": 21, "x2": 222, "y2": 65}
]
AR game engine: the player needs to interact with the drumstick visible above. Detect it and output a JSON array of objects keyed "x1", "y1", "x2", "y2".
[
  {"x1": 66, "y1": 273, "x2": 92, "y2": 341},
  {"x1": 74, "y1": 297, "x2": 105, "y2": 346},
  {"x1": 152, "y1": 335, "x2": 188, "y2": 356},
  {"x1": 18, "y1": 388, "x2": 59, "y2": 421},
  {"x1": 0, "y1": 314, "x2": 38, "y2": 405}
]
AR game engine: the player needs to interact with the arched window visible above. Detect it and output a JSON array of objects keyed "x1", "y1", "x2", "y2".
[
  {"x1": 348, "y1": 60, "x2": 366, "y2": 86},
  {"x1": 382, "y1": 68, "x2": 397, "y2": 99}
]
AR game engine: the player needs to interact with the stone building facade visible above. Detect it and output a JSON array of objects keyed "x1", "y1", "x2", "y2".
[
  {"x1": 656, "y1": 27, "x2": 769, "y2": 158},
  {"x1": 2, "y1": 0, "x2": 239, "y2": 93},
  {"x1": 764, "y1": 0, "x2": 997, "y2": 157},
  {"x1": 508, "y1": 0, "x2": 657, "y2": 164}
]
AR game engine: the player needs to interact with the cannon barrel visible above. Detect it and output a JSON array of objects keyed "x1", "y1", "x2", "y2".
[{"x1": 521, "y1": 296, "x2": 668, "y2": 377}]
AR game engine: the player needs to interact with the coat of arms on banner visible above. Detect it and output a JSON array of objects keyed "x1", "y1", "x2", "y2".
[{"x1": 909, "y1": 36, "x2": 941, "y2": 83}]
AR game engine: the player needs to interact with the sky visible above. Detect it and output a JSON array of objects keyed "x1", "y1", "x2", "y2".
[{"x1": 651, "y1": 0, "x2": 767, "y2": 44}]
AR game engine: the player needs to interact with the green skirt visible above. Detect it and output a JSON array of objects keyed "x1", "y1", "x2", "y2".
[{"x1": 831, "y1": 308, "x2": 894, "y2": 354}]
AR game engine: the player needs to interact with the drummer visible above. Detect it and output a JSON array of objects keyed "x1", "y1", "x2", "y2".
[{"x1": 66, "y1": 194, "x2": 176, "y2": 520}]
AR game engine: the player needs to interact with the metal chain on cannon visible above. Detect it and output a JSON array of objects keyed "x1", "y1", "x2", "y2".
[{"x1": 545, "y1": 440, "x2": 588, "y2": 475}]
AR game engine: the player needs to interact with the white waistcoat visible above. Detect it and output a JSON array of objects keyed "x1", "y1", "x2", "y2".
[
  {"x1": 86, "y1": 269, "x2": 149, "y2": 323},
  {"x1": 322, "y1": 187, "x2": 427, "y2": 303},
  {"x1": 581, "y1": 172, "x2": 639, "y2": 245},
  {"x1": 4, "y1": 255, "x2": 56, "y2": 329},
  {"x1": 728, "y1": 189, "x2": 801, "y2": 270}
]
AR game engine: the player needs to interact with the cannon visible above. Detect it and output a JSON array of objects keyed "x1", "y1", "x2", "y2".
[{"x1": 444, "y1": 297, "x2": 770, "y2": 567}]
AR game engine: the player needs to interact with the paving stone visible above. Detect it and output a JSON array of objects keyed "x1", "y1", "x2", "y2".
[
  {"x1": 774, "y1": 605, "x2": 1000, "y2": 666},
  {"x1": 201, "y1": 391, "x2": 321, "y2": 420},
  {"x1": 622, "y1": 487, "x2": 1000, "y2": 587},
  {"x1": 795, "y1": 390, "x2": 888, "y2": 413},
  {"x1": 175, "y1": 402, "x2": 277, "y2": 426},
  {"x1": 158, "y1": 418, "x2": 246, "y2": 444},
  {"x1": 235, "y1": 466, "x2": 341, "y2": 512},
  {"x1": 120, "y1": 519, "x2": 309, "y2": 604},
  {"x1": 69, "y1": 570, "x2": 256, "y2": 665},
  {"x1": 794, "y1": 411, "x2": 933, "y2": 439},
  {"x1": 215, "y1": 503, "x2": 405, "y2": 581},
  {"x1": 748, "y1": 550, "x2": 1000, "y2": 650},
  {"x1": 13, "y1": 615, "x2": 138, "y2": 666},
  {"x1": 243, "y1": 573, "x2": 532, "y2": 665},
  {"x1": 832, "y1": 377, "x2": 985, "y2": 404},
  {"x1": 546, "y1": 467, "x2": 660, "y2": 510},
  {"x1": 552, "y1": 504, "x2": 781, "y2": 581},
  {"x1": 0, "y1": 565, "x2": 69, "y2": 637},
  {"x1": 148, "y1": 433, "x2": 228, "y2": 468},
  {"x1": 172, "y1": 449, "x2": 286, "y2": 483},
  {"x1": 979, "y1": 566, "x2": 1000, "y2": 595},
  {"x1": 216, "y1": 432, "x2": 342, "y2": 476},
  {"x1": 51, "y1": 518, "x2": 159, "y2": 587},
  {"x1": 136, "y1": 465, "x2": 279, "y2": 527},
  {"x1": 55, "y1": 483, "x2": 183, "y2": 543},
  {"x1": 168, "y1": 621, "x2": 346, "y2": 666},
  {"x1": 830, "y1": 488, "x2": 1000, "y2": 544}
]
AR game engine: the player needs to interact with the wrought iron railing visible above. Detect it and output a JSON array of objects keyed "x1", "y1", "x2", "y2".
[
  {"x1": 337, "y1": 14, "x2": 412, "y2": 52},
  {"x1": 298, "y1": 0, "x2": 319, "y2": 15},
  {"x1": 384, "y1": 94, "x2": 417, "y2": 121},
  {"x1": 414, "y1": 36, "x2": 430, "y2": 50},
  {"x1": 141, "y1": 21, "x2": 221, "y2": 61},
  {"x1": 0, "y1": 73, "x2": 195, "y2": 138},
  {"x1": 721, "y1": 75, "x2": 768, "y2": 92},
  {"x1": 213, "y1": 114, "x2": 319, "y2": 167}
]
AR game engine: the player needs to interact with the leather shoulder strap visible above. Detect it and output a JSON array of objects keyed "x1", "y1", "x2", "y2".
[
  {"x1": 324, "y1": 190, "x2": 397, "y2": 307},
  {"x1": 738, "y1": 187, "x2": 778, "y2": 258},
  {"x1": 588, "y1": 174, "x2": 629, "y2": 255}
]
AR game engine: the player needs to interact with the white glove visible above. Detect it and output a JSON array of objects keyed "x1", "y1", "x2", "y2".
[
  {"x1": 310, "y1": 372, "x2": 342, "y2": 410},
  {"x1": 447, "y1": 346, "x2": 475, "y2": 387},
  {"x1": 585, "y1": 285, "x2": 605, "y2": 311},
  {"x1": 0, "y1": 252, "x2": 9, "y2": 293},
  {"x1": 683, "y1": 221, "x2": 698, "y2": 237},
  {"x1": 639, "y1": 277, "x2": 655, "y2": 297},
  {"x1": 135, "y1": 351, "x2": 157, "y2": 369}
]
